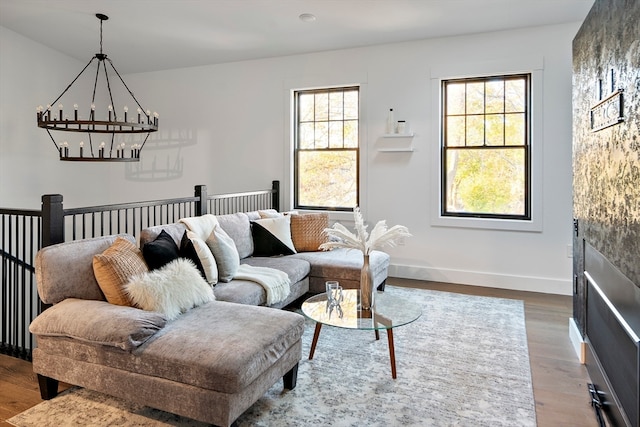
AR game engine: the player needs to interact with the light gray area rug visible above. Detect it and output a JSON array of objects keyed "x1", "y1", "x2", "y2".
[{"x1": 9, "y1": 286, "x2": 536, "y2": 427}]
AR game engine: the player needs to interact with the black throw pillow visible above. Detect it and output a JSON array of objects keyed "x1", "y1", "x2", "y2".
[
  {"x1": 179, "y1": 231, "x2": 207, "y2": 279},
  {"x1": 142, "y1": 229, "x2": 180, "y2": 270}
]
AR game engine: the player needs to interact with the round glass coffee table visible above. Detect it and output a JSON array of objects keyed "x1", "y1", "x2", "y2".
[{"x1": 301, "y1": 289, "x2": 422, "y2": 379}]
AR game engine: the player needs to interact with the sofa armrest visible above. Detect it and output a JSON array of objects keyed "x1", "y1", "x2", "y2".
[{"x1": 30, "y1": 298, "x2": 166, "y2": 351}]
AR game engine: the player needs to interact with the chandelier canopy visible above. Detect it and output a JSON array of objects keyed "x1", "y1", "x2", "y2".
[{"x1": 36, "y1": 13, "x2": 158, "y2": 162}]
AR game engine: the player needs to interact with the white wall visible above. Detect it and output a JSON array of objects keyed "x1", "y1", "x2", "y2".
[{"x1": 0, "y1": 22, "x2": 581, "y2": 294}]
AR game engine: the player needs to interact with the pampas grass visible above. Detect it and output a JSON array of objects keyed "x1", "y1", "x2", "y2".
[{"x1": 319, "y1": 207, "x2": 411, "y2": 255}]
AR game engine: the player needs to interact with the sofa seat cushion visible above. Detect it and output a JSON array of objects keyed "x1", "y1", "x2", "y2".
[
  {"x1": 213, "y1": 257, "x2": 310, "y2": 306},
  {"x1": 289, "y1": 249, "x2": 390, "y2": 293},
  {"x1": 34, "y1": 301, "x2": 304, "y2": 394},
  {"x1": 241, "y1": 257, "x2": 310, "y2": 284},
  {"x1": 30, "y1": 299, "x2": 166, "y2": 351}
]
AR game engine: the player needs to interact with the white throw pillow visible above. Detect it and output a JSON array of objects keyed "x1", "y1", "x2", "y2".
[
  {"x1": 186, "y1": 230, "x2": 218, "y2": 285},
  {"x1": 205, "y1": 224, "x2": 240, "y2": 282},
  {"x1": 125, "y1": 258, "x2": 215, "y2": 321}
]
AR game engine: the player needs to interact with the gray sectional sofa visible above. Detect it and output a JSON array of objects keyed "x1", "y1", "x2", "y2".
[
  {"x1": 29, "y1": 210, "x2": 390, "y2": 426},
  {"x1": 139, "y1": 210, "x2": 391, "y2": 306}
]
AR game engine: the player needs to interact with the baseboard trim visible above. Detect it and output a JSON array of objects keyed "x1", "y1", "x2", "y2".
[
  {"x1": 569, "y1": 317, "x2": 586, "y2": 364},
  {"x1": 388, "y1": 264, "x2": 572, "y2": 295}
]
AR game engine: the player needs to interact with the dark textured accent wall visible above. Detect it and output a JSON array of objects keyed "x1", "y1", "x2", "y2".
[{"x1": 573, "y1": 0, "x2": 640, "y2": 312}]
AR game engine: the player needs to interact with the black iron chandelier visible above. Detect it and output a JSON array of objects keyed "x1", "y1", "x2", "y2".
[{"x1": 36, "y1": 13, "x2": 158, "y2": 162}]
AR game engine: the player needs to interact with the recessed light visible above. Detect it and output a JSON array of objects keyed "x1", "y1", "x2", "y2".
[{"x1": 299, "y1": 13, "x2": 316, "y2": 23}]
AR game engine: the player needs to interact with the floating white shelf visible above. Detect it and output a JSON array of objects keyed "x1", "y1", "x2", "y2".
[
  {"x1": 377, "y1": 147, "x2": 414, "y2": 152},
  {"x1": 382, "y1": 133, "x2": 415, "y2": 138}
]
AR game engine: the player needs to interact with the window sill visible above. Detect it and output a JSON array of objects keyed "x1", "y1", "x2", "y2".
[{"x1": 430, "y1": 214, "x2": 542, "y2": 232}]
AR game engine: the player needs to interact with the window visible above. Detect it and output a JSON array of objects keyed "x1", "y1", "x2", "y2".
[
  {"x1": 442, "y1": 74, "x2": 531, "y2": 220},
  {"x1": 294, "y1": 87, "x2": 359, "y2": 210}
]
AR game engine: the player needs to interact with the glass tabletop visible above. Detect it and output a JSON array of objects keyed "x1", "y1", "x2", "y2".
[{"x1": 301, "y1": 289, "x2": 422, "y2": 330}]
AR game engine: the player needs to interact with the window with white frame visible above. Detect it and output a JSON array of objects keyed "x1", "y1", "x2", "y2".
[
  {"x1": 441, "y1": 74, "x2": 531, "y2": 220},
  {"x1": 293, "y1": 87, "x2": 359, "y2": 211}
]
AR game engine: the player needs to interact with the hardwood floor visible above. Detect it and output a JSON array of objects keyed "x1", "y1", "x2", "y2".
[{"x1": 0, "y1": 279, "x2": 597, "y2": 426}]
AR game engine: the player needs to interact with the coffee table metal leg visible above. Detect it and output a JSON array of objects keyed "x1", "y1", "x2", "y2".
[
  {"x1": 387, "y1": 328, "x2": 397, "y2": 379},
  {"x1": 309, "y1": 322, "x2": 322, "y2": 359}
]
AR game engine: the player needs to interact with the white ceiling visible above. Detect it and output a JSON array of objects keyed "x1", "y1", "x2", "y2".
[{"x1": 0, "y1": 0, "x2": 594, "y2": 74}]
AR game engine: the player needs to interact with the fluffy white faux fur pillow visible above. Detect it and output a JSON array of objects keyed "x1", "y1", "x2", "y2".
[{"x1": 125, "y1": 258, "x2": 215, "y2": 321}]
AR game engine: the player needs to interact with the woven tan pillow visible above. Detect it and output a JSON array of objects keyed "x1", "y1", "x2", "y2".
[
  {"x1": 290, "y1": 213, "x2": 329, "y2": 252},
  {"x1": 93, "y1": 237, "x2": 148, "y2": 306}
]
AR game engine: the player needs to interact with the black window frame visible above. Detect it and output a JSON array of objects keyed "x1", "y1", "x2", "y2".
[
  {"x1": 441, "y1": 74, "x2": 532, "y2": 220},
  {"x1": 293, "y1": 86, "x2": 360, "y2": 212}
]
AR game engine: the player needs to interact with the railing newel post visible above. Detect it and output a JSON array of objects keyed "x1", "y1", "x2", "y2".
[
  {"x1": 42, "y1": 194, "x2": 64, "y2": 247},
  {"x1": 272, "y1": 180, "x2": 280, "y2": 212},
  {"x1": 195, "y1": 185, "x2": 208, "y2": 216}
]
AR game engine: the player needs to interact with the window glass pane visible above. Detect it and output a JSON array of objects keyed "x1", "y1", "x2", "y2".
[
  {"x1": 466, "y1": 82, "x2": 485, "y2": 114},
  {"x1": 298, "y1": 122, "x2": 314, "y2": 149},
  {"x1": 485, "y1": 80, "x2": 504, "y2": 114},
  {"x1": 314, "y1": 122, "x2": 328, "y2": 148},
  {"x1": 315, "y1": 92, "x2": 328, "y2": 121},
  {"x1": 446, "y1": 83, "x2": 466, "y2": 115},
  {"x1": 344, "y1": 90, "x2": 358, "y2": 119},
  {"x1": 344, "y1": 120, "x2": 358, "y2": 148},
  {"x1": 446, "y1": 116, "x2": 465, "y2": 147},
  {"x1": 445, "y1": 148, "x2": 525, "y2": 215},
  {"x1": 298, "y1": 151, "x2": 357, "y2": 208},
  {"x1": 486, "y1": 114, "x2": 504, "y2": 146},
  {"x1": 329, "y1": 121, "x2": 343, "y2": 148},
  {"x1": 505, "y1": 113, "x2": 525, "y2": 146},
  {"x1": 329, "y1": 91, "x2": 343, "y2": 120},
  {"x1": 505, "y1": 79, "x2": 525, "y2": 112},
  {"x1": 466, "y1": 115, "x2": 485, "y2": 146},
  {"x1": 299, "y1": 93, "x2": 314, "y2": 122}
]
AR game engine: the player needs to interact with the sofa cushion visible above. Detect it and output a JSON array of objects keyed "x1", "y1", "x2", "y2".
[
  {"x1": 93, "y1": 237, "x2": 149, "y2": 306},
  {"x1": 251, "y1": 216, "x2": 296, "y2": 256},
  {"x1": 184, "y1": 231, "x2": 218, "y2": 284},
  {"x1": 216, "y1": 212, "x2": 253, "y2": 259},
  {"x1": 125, "y1": 258, "x2": 215, "y2": 321},
  {"x1": 36, "y1": 234, "x2": 136, "y2": 305},
  {"x1": 258, "y1": 209, "x2": 281, "y2": 218},
  {"x1": 128, "y1": 301, "x2": 305, "y2": 393},
  {"x1": 29, "y1": 298, "x2": 166, "y2": 351},
  {"x1": 179, "y1": 231, "x2": 207, "y2": 279},
  {"x1": 290, "y1": 213, "x2": 329, "y2": 252},
  {"x1": 206, "y1": 224, "x2": 240, "y2": 282},
  {"x1": 142, "y1": 229, "x2": 180, "y2": 271},
  {"x1": 290, "y1": 248, "x2": 390, "y2": 293}
]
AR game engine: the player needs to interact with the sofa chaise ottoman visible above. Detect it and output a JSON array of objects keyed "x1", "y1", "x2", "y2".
[{"x1": 30, "y1": 234, "x2": 304, "y2": 427}]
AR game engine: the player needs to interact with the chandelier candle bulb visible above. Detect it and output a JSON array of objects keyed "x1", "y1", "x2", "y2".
[
  {"x1": 124, "y1": 106, "x2": 128, "y2": 122},
  {"x1": 137, "y1": 108, "x2": 141, "y2": 123},
  {"x1": 73, "y1": 104, "x2": 78, "y2": 120},
  {"x1": 108, "y1": 105, "x2": 113, "y2": 121},
  {"x1": 58, "y1": 104, "x2": 63, "y2": 121},
  {"x1": 79, "y1": 141, "x2": 84, "y2": 157}
]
